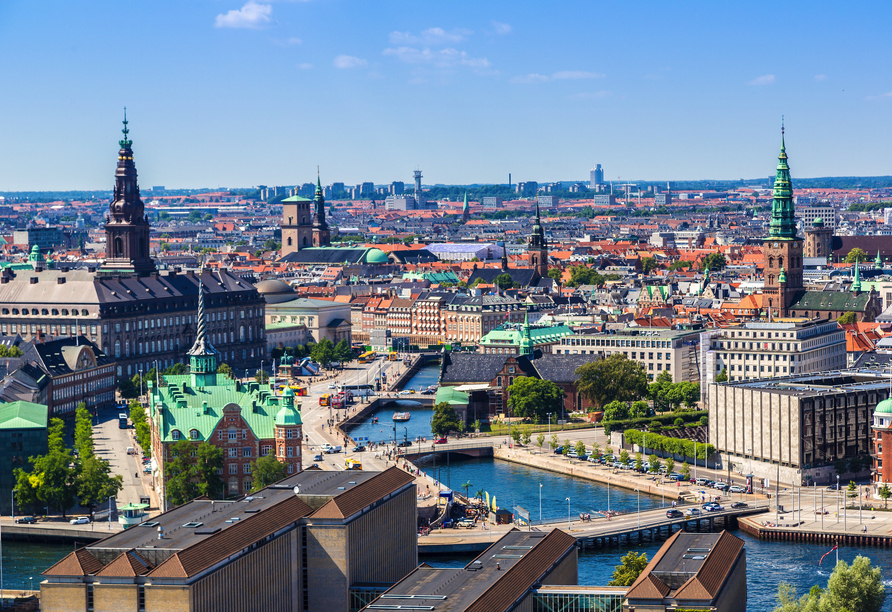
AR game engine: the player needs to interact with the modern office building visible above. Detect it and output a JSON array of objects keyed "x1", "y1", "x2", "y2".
[
  {"x1": 482, "y1": 196, "x2": 503, "y2": 209},
  {"x1": 701, "y1": 319, "x2": 846, "y2": 385},
  {"x1": 12, "y1": 226, "x2": 65, "y2": 253},
  {"x1": 796, "y1": 205, "x2": 837, "y2": 230},
  {"x1": 41, "y1": 468, "x2": 418, "y2": 612},
  {"x1": 589, "y1": 163, "x2": 604, "y2": 190},
  {"x1": 707, "y1": 369, "x2": 884, "y2": 484}
]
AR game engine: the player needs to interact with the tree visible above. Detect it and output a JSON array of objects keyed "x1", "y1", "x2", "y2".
[
  {"x1": 311, "y1": 339, "x2": 335, "y2": 367},
  {"x1": 13, "y1": 466, "x2": 40, "y2": 515},
  {"x1": 255, "y1": 370, "x2": 270, "y2": 384},
  {"x1": 250, "y1": 454, "x2": 286, "y2": 492},
  {"x1": 665, "y1": 457, "x2": 675, "y2": 474},
  {"x1": 193, "y1": 442, "x2": 224, "y2": 499},
  {"x1": 649, "y1": 454, "x2": 661, "y2": 473},
  {"x1": 641, "y1": 257, "x2": 658, "y2": 274},
  {"x1": 562, "y1": 439, "x2": 570, "y2": 456},
  {"x1": 30, "y1": 419, "x2": 78, "y2": 517},
  {"x1": 634, "y1": 452, "x2": 643, "y2": 472},
  {"x1": 716, "y1": 367, "x2": 729, "y2": 383},
  {"x1": 549, "y1": 434, "x2": 559, "y2": 452},
  {"x1": 845, "y1": 248, "x2": 868, "y2": 264},
  {"x1": 74, "y1": 403, "x2": 94, "y2": 458},
  {"x1": 494, "y1": 273, "x2": 515, "y2": 291},
  {"x1": 701, "y1": 253, "x2": 727, "y2": 271},
  {"x1": 648, "y1": 370, "x2": 674, "y2": 413},
  {"x1": 566, "y1": 265, "x2": 605, "y2": 288},
  {"x1": 630, "y1": 401, "x2": 649, "y2": 419},
  {"x1": 879, "y1": 483, "x2": 891, "y2": 509},
  {"x1": 608, "y1": 551, "x2": 649, "y2": 586},
  {"x1": 130, "y1": 400, "x2": 151, "y2": 458},
  {"x1": 334, "y1": 339, "x2": 353, "y2": 363},
  {"x1": 576, "y1": 354, "x2": 648, "y2": 408},
  {"x1": 602, "y1": 401, "x2": 629, "y2": 421},
  {"x1": 431, "y1": 402, "x2": 461, "y2": 437},
  {"x1": 619, "y1": 450, "x2": 630, "y2": 464},
  {"x1": 772, "y1": 555, "x2": 885, "y2": 612},
  {"x1": 547, "y1": 268, "x2": 563, "y2": 282},
  {"x1": 165, "y1": 439, "x2": 198, "y2": 507},
  {"x1": 217, "y1": 363, "x2": 235, "y2": 379},
  {"x1": 837, "y1": 312, "x2": 857, "y2": 325},
  {"x1": 203, "y1": 213, "x2": 213, "y2": 221},
  {"x1": 536, "y1": 434, "x2": 545, "y2": 452},
  {"x1": 521, "y1": 428, "x2": 532, "y2": 446},
  {"x1": 507, "y1": 377, "x2": 565, "y2": 422},
  {"x1": 680, "y1": 461, "x2": 690, "y2": 480},
  {"x1": 76, "y1": 454, "x2": 123, "y2": 515},
  {"x1": 574, "y1": 440, "x2": 586, "y2": 457}
]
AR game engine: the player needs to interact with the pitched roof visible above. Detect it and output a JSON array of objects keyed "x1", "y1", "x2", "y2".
[
  {"x1": 311, "y1": 467, "x2": 415, "y2": 519},
  {"x1": 787, "y1": 289, "x2": 873, "y2": 312},
  {"x1": 149, "y1": 494, "x2": 314, "y2": 579},
  {"x1": 625, "y1": 530, "x2": 680, "y2": 599},
  {"x1": 674, "y1": 531, "x2": 745, "y2": 601},
  {"x1": 529, "y1": 354, "x2": 597, "y2": 384},
  {"x1": 95, "y1": 550, "x2": 153, "y2": 577},
  {"x1": 42, "y1": 548, "x2": 105, "y2": 577},
  {"x1": 440, "y1": 353, "x2": 510, "y2": 384},
  {"x1": 0, "y1": 400, "x2": 47, "y2": 430}
]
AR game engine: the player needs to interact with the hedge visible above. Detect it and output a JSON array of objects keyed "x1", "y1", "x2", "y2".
[
  {"x1": 623, "y1": 428, "x2": 715, "y2": 461},
  {"x1": 602, "y1": 411, "x2": 705, "y2": 435}
]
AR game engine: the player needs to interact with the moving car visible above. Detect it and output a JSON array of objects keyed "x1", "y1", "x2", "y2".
[
  {"x1": 731, "y1": 502, "x2": 749, "y2": 509},
  {"x1": 704, "y1": 504, "x2": 724, "y2": 512},
  {"x1": 434, "y1": 438, "x2": 448, "y2": 444},
  {"x1": 15, "y1": 516, "x2": 37, "y2": 524},
  {"x1": 685, "y1": 508, "x2": 701, "y2": 517},
  {"x1": 328, "y1": 383, "x2": 337, "y2": 389},
  {"x1": 666, "y1": 509, "x2": 683, "y2": 518},
  {"x1": 397, "y1": 440, "x2": 412, "y2": 447},
  {"x1": 313, "y1": 454, "x2": 324, "y2": 462},
  {"x1": 352, "y1": 445, "x2": 366, "y2": 453},
  {"x1": 728, "y1": 485, "x2": 746, "y2": 494},
  {"x1": 69, "y1": 517, "x2": 90, "y2": 525}
]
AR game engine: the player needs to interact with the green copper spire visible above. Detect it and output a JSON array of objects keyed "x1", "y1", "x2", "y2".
[
  {"x1": 188, "y1": 266, "x2": 219, "y2": 387},
  {"x1": 119, "y1": 107, "x2": 132, "y2": 149},
  {"x1": 519, "y1": 309, "x2": 533, "y2": 356},
  {"x1": 316, "y1": 166, "x2": 322, "y2": 193},
  {"x1": 768, "y1": 121, "x2": 797, "y2": 240},
  {"x1": 778, "y1": 267, "x2": 787, "y2": 284},
  {"x1": 853, "y1": 261, "x2": 862, "y2": 293},
  {"x1": 276, "y1": 386, "x2": 302, "y2": 426},
  {"x1": 463, "y1": 192, "x2": 469, "y2": 213},
  {"x1": 876, "y1": 251, "x2": 883, "y2": 270}
]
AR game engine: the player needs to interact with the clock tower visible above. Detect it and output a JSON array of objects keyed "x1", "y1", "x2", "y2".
[{"x1": 763, "y1": 125, "x2": 803, "y2": 318}]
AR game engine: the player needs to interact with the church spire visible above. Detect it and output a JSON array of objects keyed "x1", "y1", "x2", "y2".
[
  {"x1": 853, "y1": 260, "x2": 862, "y2": 294},
  {"x1": 188, "y1": 265, "x2": 219, "y2": 387},
  {"x1": 462, "y1": 192, "x2": 469, "y2": 222},
  {"x1": 519, "y1": 309, "x2": 533, "y2": 357},
  {"x1": 876, "y1": 251, "x2": 883, "y2": 270},
  {"x1": 768, "y1": 120, "x2": 797, "y2": 240}
]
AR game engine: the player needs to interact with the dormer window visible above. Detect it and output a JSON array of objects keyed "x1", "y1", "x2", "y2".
[
  {"x1": 190, "y1": 429, "x2": 200, "y2": 440},
  {"x1": 172, "y1": 430, "x2": 181, "y2": 440}
]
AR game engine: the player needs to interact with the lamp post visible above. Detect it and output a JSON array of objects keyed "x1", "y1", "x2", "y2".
[
  {"x1": 547, "y1": 413, "x2": 552, "y2": 439},
  {"x1": 636, "y1": 488, "x2": 640, "y2": 529},
  {"x1": 837, "y1": 475, "x2": 840, "y2": 523},
  {"x1": 607, "y1": 476, "x2": 610, "y2": 513},
  {"x1": 539, "y1": 484, "x2": 543, "y2": 523},
  {"x1": 566, "y1": 497, "x2": 571, "y2": 530},
  {"x1": 109, "y1": 496, "x2": 114, "y2": 531}
]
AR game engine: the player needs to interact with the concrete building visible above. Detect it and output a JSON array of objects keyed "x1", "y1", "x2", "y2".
[
  {"x1": 589, "y1": 163, "x2": 604, "y2": 190},
  {"x1": 481, "y1": 196, "x2": 503, "y2": 209},
  {"x1": 40, "y1": 468, "x2": 417, "y2": 612},
  {"x1": 537, "y1": 195, "x2": 557, "y2": 209},
  {"x1": 389, "y1": 181, "x2": 404, "y2": 195},
  {"x1": 516, "y1": 181, "x2": 538, "y2": 196},
  {"x1": 592, "y1": 194, "x2": 616, "y2": 206},
  {"x1": 556, "y1": 328, "x2": 703, "y2": 382},
  {"x1": 707, "y1": 370, "x2": 884, "y2": 485},
  {"x1": 796, "y1": 205, "x2": 837, "y2": 230},
  {"x1": 0, "y1": 400, "x2": 47, "y2": 514},
  {"x1": 258, "y1": 281, "x2": 352, "y2": 346},
  {"x1": 13, "y1": 226, "x2": 65, "y2": 253},
  {"x1": 654, "y1": 192, "x2": 673, "y2": 207},
  {"x1": 702, "y1": 319, "x2": 846, "y2": 385},
  {"x1": 444, "y1": 296, "x2": 525, "y2": 346}
]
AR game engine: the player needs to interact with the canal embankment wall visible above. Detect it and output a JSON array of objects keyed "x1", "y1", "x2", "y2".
[{"x1": 388, "y1": 353, "x2": 440, "y2": 391}]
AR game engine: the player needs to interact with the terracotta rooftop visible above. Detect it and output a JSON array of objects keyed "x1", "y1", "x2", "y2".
[{"x1": 311, "y1": 466, "x2": 416, "y2": 520}]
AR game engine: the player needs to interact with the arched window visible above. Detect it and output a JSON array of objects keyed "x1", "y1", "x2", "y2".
[
  {"x1": 114, "y1": 340, "x2": 121, "y2": 358},
  {"x1": 51, "y1": 309, "x2": 58, "y2": 315},
  {"x1": 287, "y1": 237, "x2": 293, "y2": 246},
  {"x1": 240, "y1": 326, "x2": 245, "y2": 342},
  {"x1": 114, "y1": 237, "x2": 123, "y2": 257},
  {"x1": 125, "y1": 340, "x2": 130, "y2": 357},
  {"x1": 81, "y1": 309, "x2": 88, "y2": 316},
  {"x1": 302, "y1": 236, "x2": 308, "y2": 246},
  {"x1": 778, "y1": 257, "x2": 784, "y2": 268},
  {"x1": 768, "y1": 256, "x2": 775, "y2": 268},
  {"x1": 190, "y1": 429, "x2": 200, "y2": 440},
  {"x1": 42, "y1": 309, "x2": 49, "y2": 315},
  {"x1": 171, "y1": 430, "x2": 181, "y2": 441}
]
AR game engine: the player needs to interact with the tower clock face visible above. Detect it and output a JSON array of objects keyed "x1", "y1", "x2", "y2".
[{"x1": 773, "y1": 243, "x2": 779, "y2": 248}]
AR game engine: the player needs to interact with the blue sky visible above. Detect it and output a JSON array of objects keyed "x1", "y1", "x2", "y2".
[{"x1": 1, "y1": 1, "x2": 891, "y2": 190}]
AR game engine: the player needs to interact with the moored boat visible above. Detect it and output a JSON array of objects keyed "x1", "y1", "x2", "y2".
[{"x1": 393, "y1": 412, "x2": 411, "y2": 422}]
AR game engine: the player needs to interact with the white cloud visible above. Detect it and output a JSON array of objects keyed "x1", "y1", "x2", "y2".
[
  {"x1": 297, "y1": 63, "x2": 313, "y2": 70},
  {"x1": 571, "y1": 90, "x2": 612, "y2": 100},
  {"x1": 511, "y1": 70, "x2": 604, "y2": 84},
  {"x1": 382, "y1": 46, "x2": 490, "y2": 69},
  {"x1": 333, "y1": 55, "x2": 367, "y2": 69},
  {"x1": 388, "y1": 27, "x2": 471, "y2": 46},
  {"x1": 273, "y1": 36, "x2": 302, "y2": 46},
  {"x1": 215, "y1": 1, "x2": 272, "y2": 29},
  {"x1": 492, "y1": 21, "x2": 511, "y2": 35},
  {"x1": 747, "y1": 74, "x2": 775, "y2": 86},
  {"x1": 814, "y1": 74, "x2": 827, "y2": 81},
  {"x1": 552, "y1": 70, "x2": 604, "y2": 80}
]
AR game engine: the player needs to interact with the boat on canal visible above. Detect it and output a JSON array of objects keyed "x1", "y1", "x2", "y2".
[{"x1": 392, "y1": 412, "x2": 411, "y2": 422}]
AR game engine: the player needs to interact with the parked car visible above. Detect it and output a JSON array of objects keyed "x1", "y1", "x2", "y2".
[
  {"x1": 397, "y1": 440, "x2": 412, "y2": 447},
  {"x1": 728, "y1": 485, "x2": 746, "y2": 494},
  {"x1": 434, "y1": 438, "x2": 448, "y2": 444},
  {"x1": 587, "y1": 455, "x2": 599, "y2": 463},
  {"x1": 731, "y1": 502, "x2": 749, "y2": 509},
  {"x1": 352, "y1": 445, "x2": 366, "y2": 453},
  {"x1": 685, "y1": 508, "x2": 701, "y2": 517},
  {"x1": 704, "y1": 480, "x2": 716, "y2": 488},
  {"x1": 695, "y1": 478, "x2": 710, "y2": 486},
  {"x1": 15, "y1": 516, "x2": 37, "y2": 524},
  {"x1": 827, "y1": 484, "x2": 840, "y2": 491},
  {"x1": 69, "y1": 517, "x2": 90, "y2": 525},
  {"x1": 313, "y1": 454, "x2": 324, "y2": 462},
  {"x1": 554, "y1": 446, "x2": 565, "y2": 455},
  {"x1": 567, "y1": 451, "x2": 579, "y2": 459},
  {"x1": 714, "y1": 482, "x2": 729, "y2": 491},
  {"x1": 666, "y1": 509, "x2": 683, "y2": 518}
]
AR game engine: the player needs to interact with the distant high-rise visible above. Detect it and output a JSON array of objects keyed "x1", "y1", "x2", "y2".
[
  {"x1": 589, "y1": 164, "x2": 604, "y2": 189},
  {"x1": 413, "y1": 169, "x2": 422, "y2": 195},
  {"x1": 390, "y1": 181, "x2": 404, "y2": 195}
]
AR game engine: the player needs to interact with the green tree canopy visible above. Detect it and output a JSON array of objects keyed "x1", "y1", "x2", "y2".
[
  {"x1": 334, "y1": 339, "x2": 354, "y2": 363},
  {"x1": 431, "y1": 402, "x2": 461, "y2": 437},
  {"x1": 565, "y1": 265, "x2": 605, "y2": 288},
  {"x1": 311, "y1": 339, "x2": 335, "y2": 367},
  {"x1": 217, "y1": 363, "x2": 235, "y2": 379},
  {"x1": 507, "y1": 377, "x2": 565, "y2": 422},
  {"x1": 845, "y1": 248, "x2": 868, "y2": 264},
  {"x1": 608, "y1": 551, "x2": 649, "y2": 586},
  {"x1": 641, "y1": 257, "x2": 658, "y2": 274},
  {"x1": 547, "y1": 268, "x2": 563, "y2": 281},
  {"x1": 772, "y1": 555, "x2": 885, "y2": 612},
  {"x1": 494, "y1": 273, "x2": 515, "y2": 290},
  {"x1": 576, "y1": 354, "x2": 648, "y2": 408},
  {"x1": 716, "y1": 367, "x2": 728, "y2": 383},
  {"x1": 701, "y1": 252, "x2": 727, "y2": 271},
  {"x1": 837, "y1": 312, "x2": 857, "y2": 325},
  {"x1": 603, "y1": 400, "x2": 630, "y2": 421}
]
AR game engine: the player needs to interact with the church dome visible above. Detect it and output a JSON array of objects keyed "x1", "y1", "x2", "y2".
[
  {"x1": 876, "y1": 398, "x2": 892, "y2": 414},
  {"x1": 813, "y1": 217, "x2": 824, "y2": 227},
  {"x1": 365, "y1": 248, "x2": 389, "y2": 264},
  {"x1": 255, "y1": 279, "x2": 296, "y2": 303}
]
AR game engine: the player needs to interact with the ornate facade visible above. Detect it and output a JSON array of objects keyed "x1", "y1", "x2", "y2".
[{"x1": 526, "y1": 201, "x2": 549, "y2": 277}]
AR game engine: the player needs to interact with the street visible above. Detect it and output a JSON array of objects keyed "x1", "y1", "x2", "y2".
[{"x1": 93, "y1": 410, "x2": 148, "y2": 507}]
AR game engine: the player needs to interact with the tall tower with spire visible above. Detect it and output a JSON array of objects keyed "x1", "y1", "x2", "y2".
[
  {"x1": 312, "y1": 169, "x2": 330, "y2": 247},
  {"x1": 519, "y1": 309, "x2": 533, "y2": 357},
  {"x1": 462, "y1": 192, "x2": 470, "y2": 223},
  {"x1": 526, "y1": 201, "x2": 549, "y2": 278},
  {"x1": 103, "y1": 110, "x2": 156, "y2": 275},
  {"x1": 763, "y1": 122, "x2": 804, "y2": 317},
  {"x1": 187, "y1": 267, "x2": 219, "y2": 388}
]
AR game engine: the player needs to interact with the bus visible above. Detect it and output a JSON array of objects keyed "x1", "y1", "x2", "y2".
[
  {"x1": 319, "y1": 393, "x2": 331, "y2": 407},
  {"x1": 279, "y1": 384, "x2": 308, "y2": 396},
  {"x1": 388, "y1": 352, "x2": 400, "y2": 361},
  {"x1": 118, "y1": 413, "x2": 129, "y2": 429},
  {"x1": 358, "y1": 351, "x2": 376, "y2": 364},
  {"x1": 341, "y1": 384, "x2": 374, "y2": 398}
]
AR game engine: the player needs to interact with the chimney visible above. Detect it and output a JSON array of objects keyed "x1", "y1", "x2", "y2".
[
  {"x1": 57, "y1": 276, "x2": 66, "y2": 285},
  {"x1": 202, "y1": 401, "x2": 209, "y2": 415},
  {"x1": 29, "y1": 277, "x2": 38, "y2": 284}
]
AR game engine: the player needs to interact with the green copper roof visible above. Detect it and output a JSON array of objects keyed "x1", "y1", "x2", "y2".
[
  {"x1": 778, "y1": 267, "x2": 787, "y2": 284},
  {"x1": 282, "y1": 195, "x2": 312, "y2": 202},
  {"x1": 876, "y1": 251, "x2": 883, "y2": 270},
  {"x1": 767, "y1": 126, "x2": 798, "y2": 241},
  {"x1": 852, "y1": 263, "x2": 862, "y2": 293},
  {"x1": 0, "y1": 401, "x2": 47, "y2": 430},
  {"x1": 150, "y1": 377, "x2": 289, "y2": 443},
  {"x1": 402, "y1": 271, "x2": 460, "y2": 284},
  {"x1": 480, "y1": 322, "x2": 573, "y2": 348},
  {"x1": 787, "y1": 290, "x2": 873, "y2": 313},
  {"x1": 435, "y1": 386, "x2": 469, "y2": 406},
  {"x1": 276, "y1": 386, "x2": 302, "y2": 426},
  {"x1": 876, "y1": 398, "x2": 892, "y2": 414}
]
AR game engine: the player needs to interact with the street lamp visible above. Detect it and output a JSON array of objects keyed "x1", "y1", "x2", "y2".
[
  {"x1": 566, "y1": 497, "x2": 571, "y2": 530},
  {"x1": 539, "y1": 484, "x2": 543, "y2": 523},
  {"x1": 837, "y1": 475, "x2": 840, "y2": 523},
  {"x1": 547, "y1": 413, "x2": 552, "y2": 439},
  {"x1": 607, "y1": 476, "x2": 611, "y2": 513},
  {"x1": 636, "y1": 488, "x2": 640, "y2": 529}
]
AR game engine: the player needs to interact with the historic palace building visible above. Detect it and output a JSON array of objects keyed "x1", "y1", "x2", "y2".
[{"x1": 0, "y1": 117, "x2": 266, "y2": 382}]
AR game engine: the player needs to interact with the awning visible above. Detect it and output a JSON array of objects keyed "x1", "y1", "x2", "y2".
[{"x1": 452, "y1": 383, "x2": 491, "y2": 391}]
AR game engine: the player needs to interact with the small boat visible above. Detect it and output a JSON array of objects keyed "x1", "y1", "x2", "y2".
[{"x1": 393, "y1": 412, "x2": 411, "y2": 422}]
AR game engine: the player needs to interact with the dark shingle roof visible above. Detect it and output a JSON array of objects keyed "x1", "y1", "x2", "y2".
[
  {"x1": 529, "y1": 354, "x2": 597, "y2": 384},
  {"x1": 311, "y1": 467, "x2": 415, "y2": 519},
  {"x1": 467, "y1": 268, "x2": 539, "y2": 288},
  {"x1": 788, "y1": 290, "x2": 873, "y2": 312},
  {"x1": 440, "y1": 353, "x2": 510, "y2": 384}
]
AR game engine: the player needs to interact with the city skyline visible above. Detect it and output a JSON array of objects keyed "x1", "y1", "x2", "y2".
[{"x1": 2, "y1": 1, "x2": 891, "y2": 190}]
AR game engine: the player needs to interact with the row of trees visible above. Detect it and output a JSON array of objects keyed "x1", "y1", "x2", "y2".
[
  {"x1": 271, "y1": 339, "x2": 354, "y2": 368},
  {"x1": 623, "y1": 428, "x2": 715, "y2": 460},
  {"x1": 14, "y1": 405, "x2": 123, "y2": 517},
  {"x1": 129, "y1": 399, "x2": 152, "y2": 458}
]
